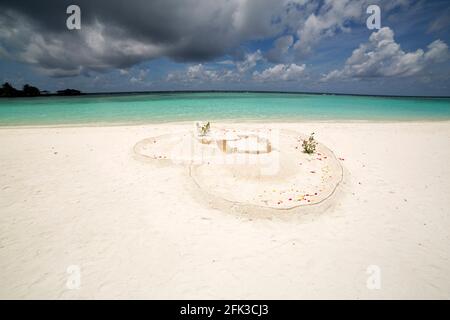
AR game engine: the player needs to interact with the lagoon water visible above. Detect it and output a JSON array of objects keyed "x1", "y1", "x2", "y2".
[{"x1": 0, "y1": 92, "x2": 449, "y2": 126}]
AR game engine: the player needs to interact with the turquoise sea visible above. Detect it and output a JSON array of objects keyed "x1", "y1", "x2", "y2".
[{"x1": 0, "y1": 92, "x2": 450, "y2": 126}]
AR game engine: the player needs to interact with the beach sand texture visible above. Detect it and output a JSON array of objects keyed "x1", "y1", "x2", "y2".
[{"x1": 0, "y1": 121, "x2": 449, "y2": 299}]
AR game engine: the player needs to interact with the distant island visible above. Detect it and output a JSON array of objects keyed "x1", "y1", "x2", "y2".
[
  {"x1": 56, "y1": 89, "x2": 83, "y2": 96},
  {"x1": 0, "y1": 82, "x2": 82, "y2": 97}
]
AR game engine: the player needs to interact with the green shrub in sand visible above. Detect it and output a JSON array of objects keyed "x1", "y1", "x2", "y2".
[
  {"x1": 196, "y1": 122, "x2": 211, "y2": 136},
  {"x1": 302, "y1": 132, "x2": 317, "y2": 154}
]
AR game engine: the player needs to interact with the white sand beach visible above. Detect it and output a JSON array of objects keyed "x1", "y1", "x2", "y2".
[{"x1": 0, "y1": 121, "x2": 449, "y2": 299}]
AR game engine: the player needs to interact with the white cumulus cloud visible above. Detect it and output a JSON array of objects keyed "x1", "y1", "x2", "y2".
[
  {"x1": 293, "y1": 0, "x2": 410, "y2": 58},
  {"x1": 166, "y1": 64, "x2": 240, "y2": 82},
  {"x1": 322, "y1": 27, "x2": 449, "y2": 81},
  {"x1": 236, "y1": 50, "x2": 264, "y2": 73},
  {"x1": 253, "y1": 63, "x2": 305, "y2": 81}
]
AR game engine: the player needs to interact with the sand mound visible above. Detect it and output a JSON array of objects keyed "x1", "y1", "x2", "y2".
[{"x1": 134, "y1": 128, "x2": 343, "y2": 212}]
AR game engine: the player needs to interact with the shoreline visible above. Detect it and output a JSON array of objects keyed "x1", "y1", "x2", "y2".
[{"x1": 1, "y1": 118, "x2": 450, "y2": 129}]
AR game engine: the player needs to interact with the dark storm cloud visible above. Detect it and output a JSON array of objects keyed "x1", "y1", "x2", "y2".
[
  {"x1": 0, "y1": 0, "x2": 432, "y2": 79},
  {"x1": 0, "y1": 0, "x2": 287, "y2": 76}
]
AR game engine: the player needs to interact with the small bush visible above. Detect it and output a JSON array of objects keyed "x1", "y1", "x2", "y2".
[
  {"x1": 196, "y1": 121, "x2": 211, "y2": 136},
  {"x1": 302, "y1": 132, "x2": 317, "y2": 154}
]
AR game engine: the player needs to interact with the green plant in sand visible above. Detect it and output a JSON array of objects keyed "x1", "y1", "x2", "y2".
[
  {"x1": 302, "y1": 132, "x2": 317, "y2": 154},
  {"x1": 196, "y1": 121, "x2": 211, "y2": 136}
]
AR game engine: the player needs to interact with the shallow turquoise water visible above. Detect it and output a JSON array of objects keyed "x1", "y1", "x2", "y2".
[{"x1": 0, "y1": 92, "x2": 449, "y2": 125}]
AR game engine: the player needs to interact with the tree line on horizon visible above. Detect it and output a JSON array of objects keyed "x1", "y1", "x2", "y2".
[{"x1": 0, "y1": 82, "x2": 82, "y2": 97}]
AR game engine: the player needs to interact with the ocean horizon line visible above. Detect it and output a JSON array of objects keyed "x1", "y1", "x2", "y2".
[{"x1": 2, "y1": 89, "x2": 450, "y2": 99}]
